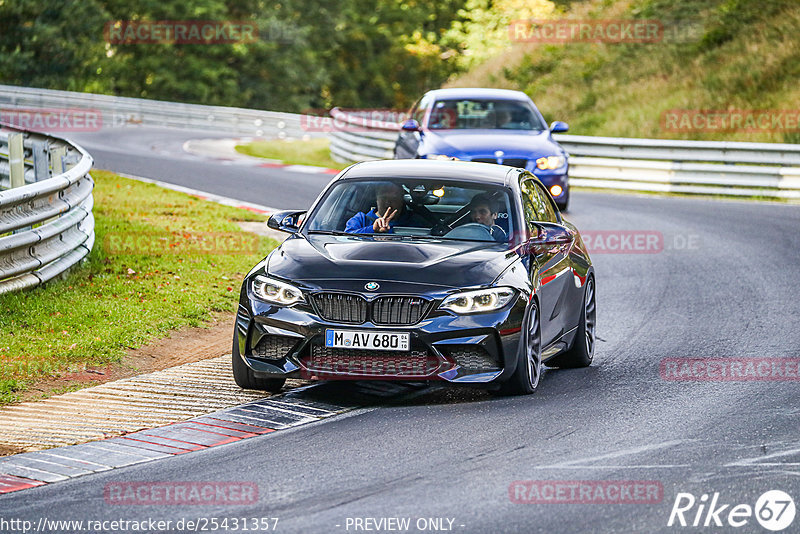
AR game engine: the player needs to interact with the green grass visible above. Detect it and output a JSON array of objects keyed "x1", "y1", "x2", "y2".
[
  {"x1": 0, "y1": 170, "x2": 278, "y2": 405},
  {"x1": 447, "y1": 0, "x2": 800, "y2": 143},
  {"x1": 235, "y1": 137, "x2": 348, "y2": 170}
]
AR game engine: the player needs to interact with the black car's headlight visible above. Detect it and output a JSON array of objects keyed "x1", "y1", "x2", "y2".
[
  {"x1": 251, "y1": 275, "x2": 305, "y2": 306},
  {"x1": 439, "y1": 287, "x2": 516, "y2": 314}
]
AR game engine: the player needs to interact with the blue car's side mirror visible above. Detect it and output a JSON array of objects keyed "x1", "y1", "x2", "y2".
[
  {"x1": 401, "y1": 119, "x2": 421, "y2": 132},
  {"x1": 549, "y1": 121, "x2": 569, "y2": 133}
]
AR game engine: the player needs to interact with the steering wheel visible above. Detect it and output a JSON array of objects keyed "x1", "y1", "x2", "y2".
[{"x1": 444, "y1": 223, "x2": 495, "y2": 240}]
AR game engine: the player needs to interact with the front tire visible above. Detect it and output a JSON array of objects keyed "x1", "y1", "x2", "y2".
[
  {"x1": 232, "y1": 331, "x2": 286, "y2": 393},
  {"x1": 495, "y1": 300, "x2": 542, "y2": 395},
  {"x1": 549, "y1": 276, "x2": 595, "y2": 368}
]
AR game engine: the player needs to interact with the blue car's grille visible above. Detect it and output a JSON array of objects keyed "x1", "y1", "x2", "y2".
[
  {"x1": 472, "y1": 157, "x2": 527, "y2": 168},
  {"x1": 310, "y1": 293, "x2": 430, "y2": 325}
]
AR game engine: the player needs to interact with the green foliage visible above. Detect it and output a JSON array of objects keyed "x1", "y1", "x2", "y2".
[
  {"x1": 0, "y1": 0, "x2": 470, "y2": 111},
  {"x1": 449, "y1": 0, "x2": 800, "y2": 142}
]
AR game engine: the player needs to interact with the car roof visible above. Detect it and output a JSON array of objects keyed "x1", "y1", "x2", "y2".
[
  {"x1": 338, "y1": 159, "x2": 520, "y2": 187},
  {"x1": 423, "y1": 88, "x2": 532, "y2": 101}
]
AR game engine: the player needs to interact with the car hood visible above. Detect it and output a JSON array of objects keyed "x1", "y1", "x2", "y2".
[
  {"x1": 423, "y1": 129, "x2": 562, "y2": 157},
  {"x1": 266, "y1": 233, "x2": 519, "y2": 291}
]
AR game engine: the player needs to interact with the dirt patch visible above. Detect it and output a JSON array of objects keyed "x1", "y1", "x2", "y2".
[{"x1": 18, "y1": 312, "x2": 236, "y2": 404}]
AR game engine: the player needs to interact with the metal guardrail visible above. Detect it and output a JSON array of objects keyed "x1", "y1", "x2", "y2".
[
  {"x1": 328, "y1": 107, "x2": 800, "y2": 199},
  {"x1": 0, "y1": 124, "x2": 95, "y2": 294},
  {"x1": 0, "y1": 84, "x2": 324, "y2": 139}
]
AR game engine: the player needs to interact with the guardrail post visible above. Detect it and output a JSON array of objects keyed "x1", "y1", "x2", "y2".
[
  {"x1": 8, "y1": 133, "x2": 24, "y2": 188},
  {"x1": 32, "y1": 140, "x2": 50, "y2": 181},
  {"x1": 50, "y1": 145, "x2": 66, "y2": 174}
]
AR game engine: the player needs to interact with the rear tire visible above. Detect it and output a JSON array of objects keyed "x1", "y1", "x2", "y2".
[
  {"x1": 494, "y1": 300, "x2": 542, "y2": 396},
  {"x1": 548, "y1": 276, "x2": 595, "y2": 368},
  {"x1": 232, "y1": 331, "x2": 286, "y2": 392}
]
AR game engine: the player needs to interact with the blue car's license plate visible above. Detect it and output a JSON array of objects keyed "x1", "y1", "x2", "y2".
[{"x1": 325, "y1": 329, "x2": 409, "y2": 351}]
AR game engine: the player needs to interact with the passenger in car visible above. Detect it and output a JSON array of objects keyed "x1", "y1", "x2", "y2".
[
  {"x1": 468, "y1": 194, "x2": 507, "y2": 242},
  {"x1": 344, "y1": 183, "x2": 424, "y2": 234}
]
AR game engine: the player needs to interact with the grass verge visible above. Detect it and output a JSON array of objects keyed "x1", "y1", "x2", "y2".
[
  {"x1": 0, "y1": 170, "x2": 278, "y2": 405},
  {"x1": 235, "y1": 137, "x2": 348, "y2": 170}
]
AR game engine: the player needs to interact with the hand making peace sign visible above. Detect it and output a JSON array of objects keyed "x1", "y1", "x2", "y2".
[{"x1": 372, "y1": 207, "x2": 398, "y2": 233}]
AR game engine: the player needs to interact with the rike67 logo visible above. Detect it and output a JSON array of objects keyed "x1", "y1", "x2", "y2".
[{"x1": 668, "y1": 490, "x2": 795, "y2": 531}]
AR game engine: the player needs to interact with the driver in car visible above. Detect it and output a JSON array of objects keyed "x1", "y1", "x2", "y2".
[
  {"x1": 469, "y1": 194, "x2": 507, "y2": 242},
  {"x1": 345, "y1": 182, "x2": 422, "y2": 234}
]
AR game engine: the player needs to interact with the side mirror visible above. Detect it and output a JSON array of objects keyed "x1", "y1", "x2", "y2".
[
  {"x1": 529, "y1": 222, "x2": 574, "y2": 249},
  {"x1": 549, "y1": 121, "x2": 569, "y2": 133},
  {"x1": 401, "y1": 119, "x2": 421, "y2": 132},
  {"x1": 268, "y1": 210, "x2": 306, "y2": 233}
]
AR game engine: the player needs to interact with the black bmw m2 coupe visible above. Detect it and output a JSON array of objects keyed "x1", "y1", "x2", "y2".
[{"x1": 233, "y1": 160, "x2": 595, "y2": 395}]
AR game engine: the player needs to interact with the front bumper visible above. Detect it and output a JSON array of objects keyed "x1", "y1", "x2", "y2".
[
  {"x1": 531, "y1": 170, "x2": 569, "y2": 201},
  {"x1": 235, "y1": 292, "x2": 527, "y2": 384}
]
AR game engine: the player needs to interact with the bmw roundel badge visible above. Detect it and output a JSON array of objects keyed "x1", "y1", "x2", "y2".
[{"x1": 365, "y1": 282, "x2": 380, "y2": 291}]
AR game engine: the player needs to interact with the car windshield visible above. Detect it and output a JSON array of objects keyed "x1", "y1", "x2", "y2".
[
  {"x1": 305, "y1": 179, "x2": 516, "y2": 243},
  {"x1": 428, "y1": 99, "x2": 546, "y2": 131}
]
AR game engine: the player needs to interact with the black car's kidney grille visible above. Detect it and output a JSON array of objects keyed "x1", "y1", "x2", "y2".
[
  {"x1": 372, "y1": 296, "x2": 430, "y2": 326},
  {"x1": 311, "y1": 293, "x2": 368, "y2": 324},
  {"x1": 311, "y1": 293, "x2": 430, "y2": 325},
  {"x1": 471, "y1": 157, "x2": 528, "y2": 168}
]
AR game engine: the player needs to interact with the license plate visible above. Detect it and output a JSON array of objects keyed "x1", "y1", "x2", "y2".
[{"x1": 325, "y1": 330, "x2": 409, "y2": 351}]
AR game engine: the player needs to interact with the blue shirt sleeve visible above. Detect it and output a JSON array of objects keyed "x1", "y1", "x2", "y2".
[{"x1": 345, "y1": 210, "x2": 376, "y2": 234}]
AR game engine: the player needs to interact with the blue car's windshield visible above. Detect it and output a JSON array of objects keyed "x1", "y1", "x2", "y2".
[
  {"x1": 428, "y1": 99, "x2": 546, "y2": 131},
  {"x1": 305, "y1": 179, "x2": 516, "y2": 243}
]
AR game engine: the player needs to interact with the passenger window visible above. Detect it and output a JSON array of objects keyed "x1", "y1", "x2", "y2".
[{"x1": 520, "y1": 178, "x2": 558, "y2": 230}]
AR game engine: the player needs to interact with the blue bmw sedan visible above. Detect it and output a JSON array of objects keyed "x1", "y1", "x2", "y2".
[{"x1": 394, "y1": 88, "x2": 571, "y2": 210}]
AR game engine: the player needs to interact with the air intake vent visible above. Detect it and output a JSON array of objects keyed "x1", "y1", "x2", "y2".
[{"x1": 252, "y1": 335, "x2": 298, "y2": 360}]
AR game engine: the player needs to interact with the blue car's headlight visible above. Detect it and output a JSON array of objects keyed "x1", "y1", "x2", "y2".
[
  {"x1": 440, "y1": 287, "x2": 516, "y2": 314},
  {"x1": 251, "y1": 275, "x2": 305, "y2": 306},
  {"x1": 536, "y1": 155, "x2": 566, "y2": 170}
]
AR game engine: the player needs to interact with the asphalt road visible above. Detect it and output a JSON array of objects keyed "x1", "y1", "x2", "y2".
[{"x1": 2, "y1": 127, "x2": 799, "y2": 533}]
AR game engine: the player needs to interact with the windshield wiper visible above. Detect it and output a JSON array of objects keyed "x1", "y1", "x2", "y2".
[{"x1": 307, "y1": 230, "x2": 352, "y2": 236}]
